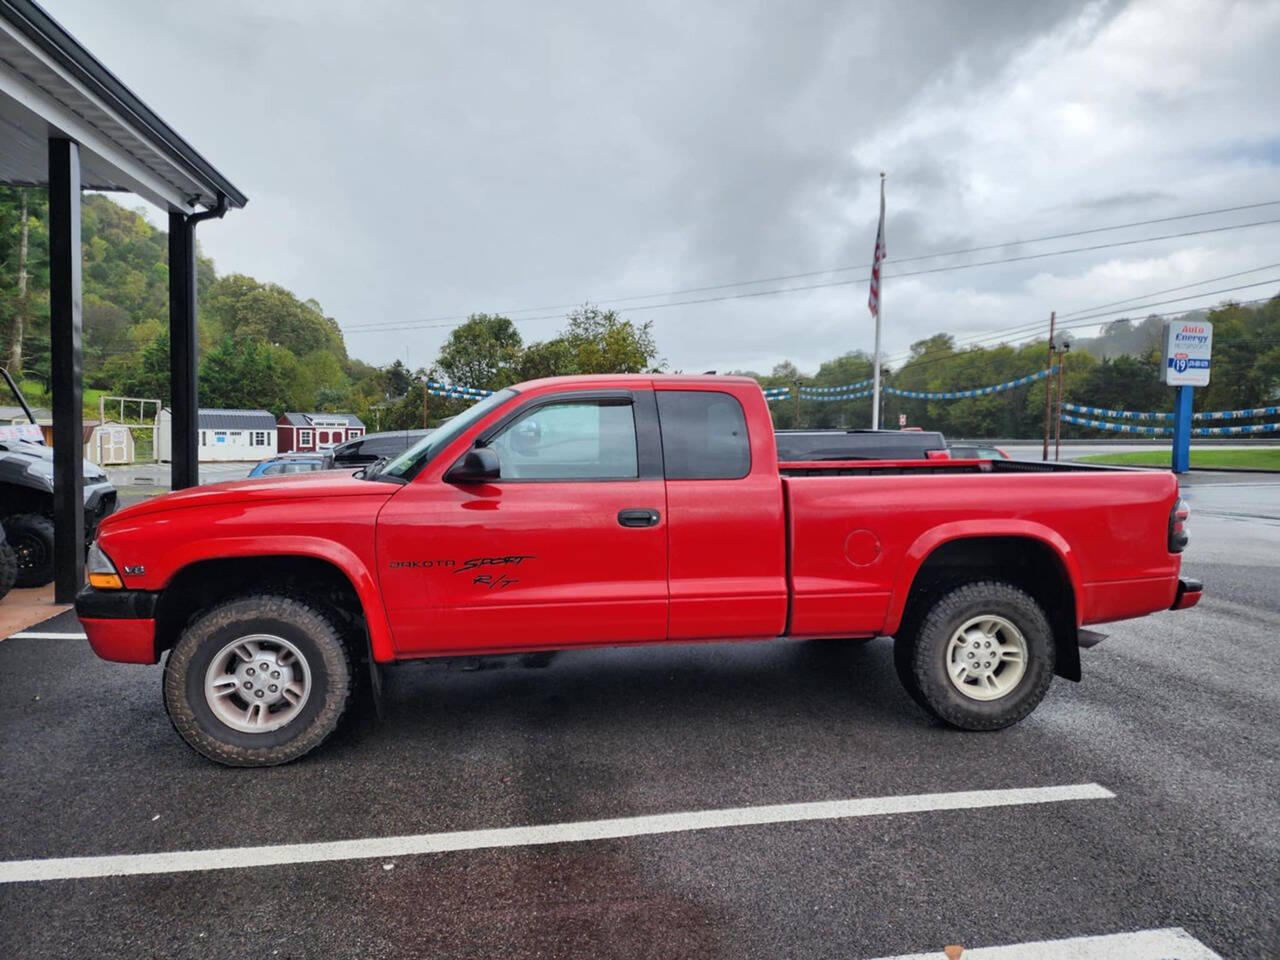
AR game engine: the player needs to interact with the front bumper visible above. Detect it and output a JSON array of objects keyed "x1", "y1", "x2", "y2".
[
  {"x1": 1171, "y1": 577, "x2": 1203, "y2": 611},
  {"x1": 75, "y1": 585, "x2": 158, "y2": 664}
]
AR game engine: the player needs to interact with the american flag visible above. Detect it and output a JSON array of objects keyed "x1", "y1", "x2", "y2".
[{"x1": 868, "y1": 177, "x2": 886, "y2": 318}]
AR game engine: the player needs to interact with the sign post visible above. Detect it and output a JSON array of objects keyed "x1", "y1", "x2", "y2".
[{"x1": 1162, "y1": 319, "x2": 1213, "y2": 474}]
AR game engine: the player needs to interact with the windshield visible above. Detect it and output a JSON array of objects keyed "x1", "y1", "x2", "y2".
[{"x1": 377, "y1": 389, "x2": 516, "y2": 481}]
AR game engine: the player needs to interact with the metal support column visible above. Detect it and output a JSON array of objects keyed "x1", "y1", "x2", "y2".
[
  {"x1": 168, "y1": 210, "x2": 198, "y2": 490},
  {"x1": 48, "y1": 137, "x2": 84, "y2": 602},
  {"x1": 1171, "y1": 385, "x2": 1193, "y2": 474}
]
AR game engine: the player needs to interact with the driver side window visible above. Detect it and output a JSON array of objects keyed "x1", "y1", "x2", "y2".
[{"x1": 488, "y1": 399, "x2": 638, "y2": 480}]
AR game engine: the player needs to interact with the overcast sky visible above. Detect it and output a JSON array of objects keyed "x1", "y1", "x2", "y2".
[{"x1": 56, "y1": 0, "x2": 1280, "y2": 376}]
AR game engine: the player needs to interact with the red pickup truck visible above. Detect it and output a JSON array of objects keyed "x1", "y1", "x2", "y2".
[{"x1": 76, "y1": 375, "x2": 1201, "y2": 766}]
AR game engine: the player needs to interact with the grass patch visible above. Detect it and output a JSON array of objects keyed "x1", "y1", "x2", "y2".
[{"x1": 1080, "y1": 449, "x2": 1280, "y2": 470}]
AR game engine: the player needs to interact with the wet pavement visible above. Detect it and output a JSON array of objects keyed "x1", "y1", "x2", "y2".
[{"x1": 1, "y1": 473, "x2": 1277, "y2": 959}]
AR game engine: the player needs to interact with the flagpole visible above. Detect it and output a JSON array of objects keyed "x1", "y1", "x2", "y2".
[{"x1": 871, "y1": 172, "x2": 885, "y2": 429}]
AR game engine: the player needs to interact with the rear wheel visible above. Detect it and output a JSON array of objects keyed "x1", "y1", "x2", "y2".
[
  {"x1": 893, "y1": 580, "x2": 1054, "y2": 730},
  {"x1": 162, "y1": 594, "x2": 353, "y2": 766},
  {"x1": 4, "y1": 514, "x2": 55, "y2": 588}
]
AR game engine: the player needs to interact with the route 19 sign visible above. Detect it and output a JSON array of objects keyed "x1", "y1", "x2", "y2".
[{"x1": 1162, "y1": 318, "x2": 1213, "y2": 387}]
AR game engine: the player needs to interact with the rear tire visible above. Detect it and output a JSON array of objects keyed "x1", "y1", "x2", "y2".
[
  {"x1": 893, "y1": 580, "x2": 1054, "y2": 730},
  {"x1": 4, "y1": 514, "x2": 55, "y2": 588},
  {"x1": 0, "y1": 539, "x2": 17, "y2": 599},
  {"x1": 163, "y1": 594, "x2": 353, "y2": 766}
]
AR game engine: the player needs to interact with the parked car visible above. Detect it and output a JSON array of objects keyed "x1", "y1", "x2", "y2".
[
  {"x1": 948, "y1": 443, "x2": 1011, "y2": 460},
  {"x1": 1, "y1": 366, "x2": 116, "y2": 587},
  {"x1": 77, "y1": 374, "x2": 1199, "y2": 766},
  {"x1": 776, "y1": 428, "x2": 948, "y2": 461},
  {"x1": 324, "y1": 429, "x2": 431, "y2": 469},
  {"x1": 247, "y1": 455, "x2": 327, "y2": 478}
]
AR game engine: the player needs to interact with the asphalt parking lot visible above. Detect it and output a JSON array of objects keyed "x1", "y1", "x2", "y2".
[{"x1": 1, "y1": 472, "x2": 1277, "y2": 959}]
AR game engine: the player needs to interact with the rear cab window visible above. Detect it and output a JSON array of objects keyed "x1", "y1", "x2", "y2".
[{"x1": 656, "y1": 390, "x2": 750, "y2": 479}]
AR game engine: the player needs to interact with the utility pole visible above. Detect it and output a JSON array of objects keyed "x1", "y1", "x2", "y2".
[
  {"x1": 1054, "y1": 340, "x2": 1068, "y2": 461},
  {"x1": 1042, "y1": 311, "x2": 1056, "y2": 461},
  {"x1": 793, "y1": 379, "x2": 802, "y2": 430}
]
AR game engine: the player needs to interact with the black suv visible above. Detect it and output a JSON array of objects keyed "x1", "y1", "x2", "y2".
[{"x1": 324, "y1": 429, "x2": 432, "y2": 469}]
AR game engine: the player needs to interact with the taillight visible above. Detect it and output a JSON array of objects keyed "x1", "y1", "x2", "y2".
[{"x1": 1168, "y1": 497, "x2": 1190, "y2": 553}]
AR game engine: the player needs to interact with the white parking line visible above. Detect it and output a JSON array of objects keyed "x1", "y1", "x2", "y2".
[
  {"x1": 0, "y1": 782, "x2": 1112, "y2": 884},
  {"x1": 4, "y1": 631, "x2": 86, "y2": 640},
  {"x1": 866, "y1": 926, "x2": 1222, "y2": 959}
]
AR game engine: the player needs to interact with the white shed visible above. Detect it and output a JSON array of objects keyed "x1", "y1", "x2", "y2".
[{"x1": 156, "y1": 408, "x2": 277, "y2": 462}]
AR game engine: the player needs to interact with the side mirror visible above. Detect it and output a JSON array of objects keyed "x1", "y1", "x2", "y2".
[{"x1": 446, "y1": 446, "x2": 500, "y2": 484}]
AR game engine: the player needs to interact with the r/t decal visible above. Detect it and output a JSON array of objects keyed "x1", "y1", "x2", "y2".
[{"x1": 473, "y1": 574, "x2": 519, "y2": 591}]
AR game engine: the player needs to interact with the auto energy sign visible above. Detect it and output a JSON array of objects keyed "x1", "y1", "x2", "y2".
[{"x1": 1162, "y1": 319, "x2": 1213, "y2": 387}]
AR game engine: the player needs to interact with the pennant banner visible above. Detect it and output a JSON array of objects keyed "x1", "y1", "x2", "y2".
[
  {"x1": 1061, "y1": 402, "x2": 1172, "y2": 422},
  {"x1": 1060, "y1": 413, "x2": 1280, "y2": 437},
  {"x1": 801, "y1": 389, "x2": 875, "y2": 403},
  {"x1": 1192, "y1": 405, "x2": 1280, "y2": 422},
  {"x1": 799, "y1": 379, "x2": 874, "y2": 396},
  {"x1": 1192, "y1": 421, "x2": 1280, "y2": 436},
  {"x1": 884, "y1": 367, "x2": 1056, "y2": 401},
  {"x1": 425, "y1": 379, "x2": 493, "y2": 400},
  {"x1": 1063, "y1": 401, "x2": 1280, "y2": 422},
  {"x1": 1059, "y1": 413, "x2": 1171, "y2": 436}
]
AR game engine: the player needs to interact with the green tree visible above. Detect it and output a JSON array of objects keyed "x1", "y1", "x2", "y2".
[
  {"x1": 200, "y1": 337, "x2": 293, "y2": 415},
  {"x1": 437, "y1": 314, "x2": 523, "y2": 390}
]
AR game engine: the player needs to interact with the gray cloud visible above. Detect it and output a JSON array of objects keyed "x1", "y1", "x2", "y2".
[{"x1": 51, "y1": 0, "x2": 1280, "y2": 377}]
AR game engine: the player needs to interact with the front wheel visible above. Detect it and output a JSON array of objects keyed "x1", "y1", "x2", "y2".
[
  {"x1": 0, "y1": 539, "x2": 17, "y2": 599},
  {"x1": 894, "y1": 580, "x2": 1055, "y2": 730},
  {"x1": 5, "y1": 514, "x2": 55, "y2": 588},
  {"x1": 163, "y1": 595, "x2": 353, "y2": 766}
]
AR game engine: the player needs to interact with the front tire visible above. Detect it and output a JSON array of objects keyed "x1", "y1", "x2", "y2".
[
  {"x1": 5, "y1": 514, "x2": 55, "y2": 588},
  {"x1": 163, "y1": 594, "x2": 353, "y2": 766},
  {"x1": 894, "y1": 580, "x2": 1054, "y2": 730},
  {"x1": 0, "y1": 539, "x2": 17, "y2": 599}
]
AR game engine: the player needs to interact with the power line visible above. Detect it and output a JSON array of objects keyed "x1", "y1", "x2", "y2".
[
  {"x1": 883, "y1": 296, "x2": 1275, "y2": 380},
  {"x1": 881, "y1": 263, "x2": 1280, "y2": 363},
  {"x1": 342, "y1": 199, "x2": 1280, "y2": 331},
  {"x1": 344, "y1": 216, "x2": 1280, "y2": 335}
]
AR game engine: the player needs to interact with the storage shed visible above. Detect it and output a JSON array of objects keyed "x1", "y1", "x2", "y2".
[
  {"x1": 157, "y1": 408, "x2": 276, "y2": 462},
  {"x1": 277, "y1": 412, "x2": 365, "y2": 453}
]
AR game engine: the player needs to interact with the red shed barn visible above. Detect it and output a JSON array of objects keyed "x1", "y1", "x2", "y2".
[{"x1": 277, "y1": 412, "x2": 365, "y2": 453}]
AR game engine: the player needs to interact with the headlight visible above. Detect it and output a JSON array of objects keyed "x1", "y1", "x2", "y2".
[
  {"x1": 87, "y1": 541, "x2": 123, "y2": 590},
  {"x1": 24, "y1": 459, "x2": 55, "y2": 483}
]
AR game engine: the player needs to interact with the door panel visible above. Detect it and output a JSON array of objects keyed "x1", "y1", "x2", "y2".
[
  {"x1": 656, "y1": 387, "x2": 788, "y2": 640},
  {"x1": 378, "y1": 480, "x2": 667, "y2": 655},
  {"x1": 377, "y1": 390, "x2": 669, "y2": 656}
]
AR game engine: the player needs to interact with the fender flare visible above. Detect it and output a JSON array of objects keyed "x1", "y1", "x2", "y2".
[
  {"x1": 882, "y1": 519, "x2": 1084, "y2": 637},
  {"x1": 159, "y1": 535, "x2": 397, "y2": 663}
]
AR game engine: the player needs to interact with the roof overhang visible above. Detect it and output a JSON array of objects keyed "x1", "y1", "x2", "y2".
[{"x1": 0, "y1": 0, "x2": 246, "y2": 214}]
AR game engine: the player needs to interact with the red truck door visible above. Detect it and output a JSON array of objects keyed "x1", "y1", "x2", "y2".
[
  {"x1": 376, "y1": 389, "x2": 669, "y2": 655},
  {"x1": 655, "y1": 386, "x2": 789, "y2": 639}
]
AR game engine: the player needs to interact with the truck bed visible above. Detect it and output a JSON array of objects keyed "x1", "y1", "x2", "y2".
[{"x1": 779, "y1": 458, "x2": 1181, "y2": 639}]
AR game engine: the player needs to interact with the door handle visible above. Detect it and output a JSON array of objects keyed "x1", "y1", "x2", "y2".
[{"x1": 617, "y1": 507, "x2": 661, "y2": 528}]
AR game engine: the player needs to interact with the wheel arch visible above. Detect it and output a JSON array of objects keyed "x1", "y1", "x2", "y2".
[
  {"x1": 887, "y1": 523, "x2": 1083, "y2": 682},
  {"x1": 153, "y1": 546, "x2": 394, "y2": 666}
]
